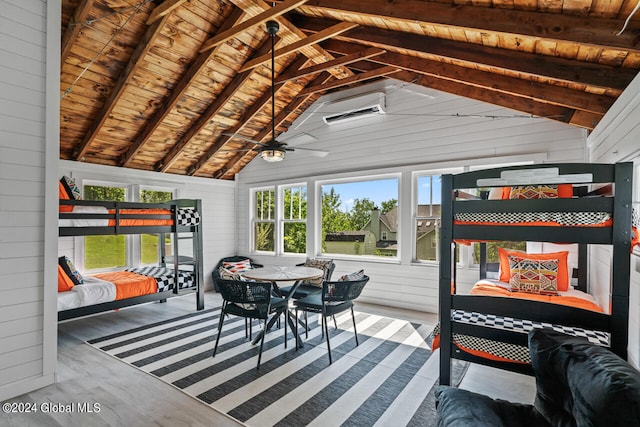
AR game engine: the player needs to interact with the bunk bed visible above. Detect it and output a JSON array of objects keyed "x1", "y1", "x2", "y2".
[
  {"x1": 58, "y1": 197, "x2": 205, "y2": 321},
  {"x1": 438, "y1": 162, "x2": 634, "y2": 385}
]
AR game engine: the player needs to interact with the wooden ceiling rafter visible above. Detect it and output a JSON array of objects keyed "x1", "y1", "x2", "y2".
[
  {"x1": 239, "y1": 21, "x2": 359, "y2": 72},
  {"x1": 61, "y1": 0, "x2": 96, "y2": 64},
  {"x1": 292, "y1": 0, "x2": 640, "y2": 52},
  {"x1": 322, "y1": 40, "x2": 615, "y2": 116},
  {"x1": 120, "y1": 7, "x2": 246, "y2": 167},
  {"x1": 155, "y1": 35, "x2": 283, "y2": 173},
  {"x1": 275, "y1": 46, "x2": 386, "y2": 83},
  {"x1": 187, "y1": 55, "x2": 311, "y2": 176},
  {"x1": 146, "y1": 0, "x2": 187, "y2": 24},
  {"x1": 72, "y1": 9, "x2": 174, "y2": 161},
  {"x1": 230, "y1": 0, "x2": 354, "y2": 79},
  {"x1": 199, "y1": 0, "x2": 308, "y2": 52},
  {"x1": 293, "y1": 15, "x2": 636, "y2": 92},
  {"x1": 214, "y1": 71, "x2": 335, "y2": 179},
  {"x1": 296, "y1": 65, "x2": 402, "y2": 97}
]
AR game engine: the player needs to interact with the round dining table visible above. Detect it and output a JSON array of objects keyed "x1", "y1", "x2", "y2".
[{"x1": 241, "y1": 265, "x2": 323, "y2": 348}]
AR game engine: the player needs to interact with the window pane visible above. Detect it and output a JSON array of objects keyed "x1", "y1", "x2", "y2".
[
  {"x1": 321, "y1": 178, "x2": 398, "y2": 257},
  {"x1": 416, "y1": 175, "x2": 442, "y2": 261},
  {"x1": 83, "y1": 184, "x2": 126, "y2": 270},
  {"x1": 254, "y1": 223, "x2": 274, "y2": 251},
  {"x1": 283, "y1": 222, "x2": 306, "y2": 253},
  {"x1": 140, "y1": 189, "x2": 174, "y2": 265},
  {"x1": 472, "y1": 241, "x2": 527, "y2": 264},
  {"x1": 283, "y1": 186, "x2": 307, "y2": 254},
  {"x1": 255, "y1": 190, "x2": 275, "y2": 219}
]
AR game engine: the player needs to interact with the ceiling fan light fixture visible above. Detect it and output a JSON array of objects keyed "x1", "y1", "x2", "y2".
[{"x1": 261, "y1": 148, "x2": 285, "y2": 162}]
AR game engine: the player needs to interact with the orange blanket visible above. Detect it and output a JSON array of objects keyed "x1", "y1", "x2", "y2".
[
  {"x1": 107, "y1": 208, "x2": 173, "y2": 226},
  {"x1": 92, "y1": 271, "x2": 157, "y2": 300},
  {"x1": 470, "y1": 281, "x2": 603, "y2": 312}
]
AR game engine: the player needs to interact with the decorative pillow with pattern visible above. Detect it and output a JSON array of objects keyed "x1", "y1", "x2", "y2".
[
  {"x1": 304, "y1": 258, "x2": 333, "y2": 287},
  {"x1": 509, "y1": 185, "x2": 559, "y2": 199},
  {"x1": 58, "y1": 255, "x2": 84, "y2": 285},
  {"x1": 222, "y1": 259, "x2": 252, "y2": 273},
  {"x1": 339, "y1": 269, "x2": 365, "y2": 281},
  {"x1": 508, "y1": 255, "x2": 559, "y2": 295},
  {"x1": 60, "y1": 175, "x2": 82, "y2": 200},
  {"x1": 219, "y1": 266, "x2": 242, "y2": 281}
]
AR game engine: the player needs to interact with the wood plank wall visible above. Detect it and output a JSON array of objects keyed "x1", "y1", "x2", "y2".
[
  {"x1": 0, "y1": 0, "x2": 58, "y2": 401},
  {"x1": 587, "y1": 72, "x2": 640, "y2": 368},
  {"x1": 236, "y1": 79, "x2": 588, "y2": 313}
]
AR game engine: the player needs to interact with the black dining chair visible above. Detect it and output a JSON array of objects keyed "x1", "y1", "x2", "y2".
[
  {"x1": 293, "y1": 275, "x2": 370, "y2": 364},
  {"x1": 213, "y1": 278, "x2": 288, "y2": 369}
]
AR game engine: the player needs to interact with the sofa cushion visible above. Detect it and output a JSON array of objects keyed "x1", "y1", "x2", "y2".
[
  {"x1": 435, "y1": 386, "x2": 550, "y2": 427},
  {"x1": 529, "y1": 328, "x2": 640, "y2": 427}
]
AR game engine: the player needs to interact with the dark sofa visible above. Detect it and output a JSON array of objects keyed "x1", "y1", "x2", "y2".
[{"x1": 435, "y1": 328, "x2": 640, "y2": 426}]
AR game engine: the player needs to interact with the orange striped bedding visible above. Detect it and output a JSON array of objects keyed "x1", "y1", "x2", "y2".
[
  {"x1": 106, "y1": 208, "x2": 174, "y2": 226},
  {"x1": 92, "y1": 271, "x2": 157, "y2": 300}
]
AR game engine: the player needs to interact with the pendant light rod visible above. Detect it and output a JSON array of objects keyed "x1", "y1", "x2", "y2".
[{"x1": 266, "y1": 20, "x2": 279, "y2": 143}]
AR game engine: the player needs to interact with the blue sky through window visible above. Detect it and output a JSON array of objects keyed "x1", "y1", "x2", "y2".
[{"x1": 322, "y1": 179, "x2": 398, "y2": 212}]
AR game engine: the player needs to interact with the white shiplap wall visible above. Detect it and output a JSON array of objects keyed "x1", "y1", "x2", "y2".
[
  {"x1": 58, "y1": 160, "x2": 237, "y2": 291},
  {"x1": 587, "y1": 71, "x2": 640, "y2": 368},
  {"x1": 236, "y1": 79, "x2": 588, "y2": 313},
  {"x1": 0, "y1": 0, "x2": 59, "y2": 401}
]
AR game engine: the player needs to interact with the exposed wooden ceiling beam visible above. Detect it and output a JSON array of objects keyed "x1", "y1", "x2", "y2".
[
  {"x1": 295, "y1": 0, "x2": 640, "y2": 52},
  {"x1": 188, "y1": 55, "x2": 311, "y2": 176},
  {"x1": 239, "y1": 22, "x2": 358, "y2": 72},
  {"x1": 322, "y1": 40, "x2": 615, "y2": 115},
  {"x1": 199, "y1": 0, "x2": 307, "y2": 52},
  {"x1": 294, "y1": 15, "x2": 637, "y2": 92},
  {"x1": 155, "y1": 36, "x2": 278, "y2": 172},
  {"x1": 73, "y1": 11, "x2": 172, "y2": 161},
  {"x1": 214, "y1": 72, "x2": 335, "y2": 179},
  {"x1": 231, "y1": 0, "x2": 354, "y2": 79},
  {"x1": 275, "y1": 47, "x2": 385, "y2": 83},
  {"x1": 296, "y1": 65, "x2": 401, "y2": 97},
  {"x1": 120, "y1": 7, "x2": 246, "y2": 167},
  {"x1": 146, "y1": 0, "x2": 187, "y2": 24},
  {"x1": 61, "y1": 0, "x2": 96, "y2": 65}
]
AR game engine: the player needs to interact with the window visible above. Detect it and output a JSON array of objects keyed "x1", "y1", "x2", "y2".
[
  {"x1": 253, "y1": 188, "x2": 275, "y2": 252},
  {"x1": 415, "y1": 175, "x2": 441, "y2": 261},
  {"x1": 282, "y1": 185, "x2": 306, "y2": 254},
  {"x1": 140, "y1": 189, "x2": 174, "y2": 265},
  {"x1": 320, "y1": 177, "x2": 398, "y2": 257},
  {"x1": 83, "y1": 184, "x2": 127, "y2": 270}
]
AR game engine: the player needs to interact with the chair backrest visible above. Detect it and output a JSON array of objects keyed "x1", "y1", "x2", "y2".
[
  {"x1": 322, "y1": 275, "x2": 369, "y2": 303},
  {"x1": 296, "y1": 259, "x2": 336, "y2": 285},
  {"x1": 217, "y1": 279, "x2": 272, "y2": 304}
]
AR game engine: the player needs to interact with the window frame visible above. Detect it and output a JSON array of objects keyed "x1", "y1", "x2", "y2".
[
  {"x1": 317, "y1": 173, "x2": 401, "y2": 261},
  {"x1": 251, "y1": 186, "x2": 277, "y2": 254}
]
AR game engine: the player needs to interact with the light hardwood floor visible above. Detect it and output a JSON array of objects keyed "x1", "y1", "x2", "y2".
[{"x1": 1, "y1": 292, "x2": 535, "y2": 426}]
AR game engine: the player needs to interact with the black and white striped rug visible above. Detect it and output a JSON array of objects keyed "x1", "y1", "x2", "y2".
[{"x1": 87, "y1": 307, "x2": 466, "y2": 426}]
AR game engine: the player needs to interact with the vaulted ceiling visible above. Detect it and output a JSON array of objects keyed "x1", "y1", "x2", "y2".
[{"x1": 60, "y1": 0, "x2": 640, "y2": 179}]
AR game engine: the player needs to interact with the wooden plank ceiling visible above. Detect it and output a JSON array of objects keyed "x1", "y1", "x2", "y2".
[{"x1": 60, "y1": 0, "x2": 640, "y2": 179}]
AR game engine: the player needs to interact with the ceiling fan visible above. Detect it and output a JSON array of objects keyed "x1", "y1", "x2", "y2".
[{"x1": 224, "y1": 20, "x2": 329, "y2": 162}]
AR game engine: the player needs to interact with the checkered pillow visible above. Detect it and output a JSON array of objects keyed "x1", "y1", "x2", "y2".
[
  {"x1": 222, "y1": 259, "x2": 252, "y2": 273},
  {"x1": 508, "y1": 255, "x2": 559, "y2": 295}
]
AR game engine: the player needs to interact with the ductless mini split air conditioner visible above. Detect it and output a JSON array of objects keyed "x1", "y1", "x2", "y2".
[{"x1": 322, "y1": 92, "x2": 386, "y2": 125}]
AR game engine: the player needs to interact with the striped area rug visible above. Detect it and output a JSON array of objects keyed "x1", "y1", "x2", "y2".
[{"x1": 88, "y1": 306, "x2": 465, "y2": 426}]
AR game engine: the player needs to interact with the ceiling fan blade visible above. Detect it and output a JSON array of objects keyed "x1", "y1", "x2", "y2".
[
  {"x1": 293, "y1": 147, "x2": 329, "y2": 157},
  {"x1": 222, "y1": 132, "x2": 268, "y2": 148}
]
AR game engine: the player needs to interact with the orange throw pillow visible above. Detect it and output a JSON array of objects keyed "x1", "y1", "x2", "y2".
[
  {"x1": 501, "y1": 184, "x2": 572, "y2": 199},
  {"x1": 498, "y1": 247, "x2": 570, "y2": 291},
  {"x1": 58, "y1": 265, "x2": 75, "y2": 292},
  {"x1": 59, "y1": 181, "x2": 73, "y2": 213}
]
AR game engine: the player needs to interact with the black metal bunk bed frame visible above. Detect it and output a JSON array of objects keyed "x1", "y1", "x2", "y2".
[
  {"x1": 58, "y1": 199, "x2": 205, "y2": 321},
  {"x1": 438, "y1": 163, "x2": 633, "y2": 385}
]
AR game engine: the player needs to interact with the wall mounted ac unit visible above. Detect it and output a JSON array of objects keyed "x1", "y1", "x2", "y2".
[{"x1": 322, "y1": 92, "x2": 386, "y2": 125}]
